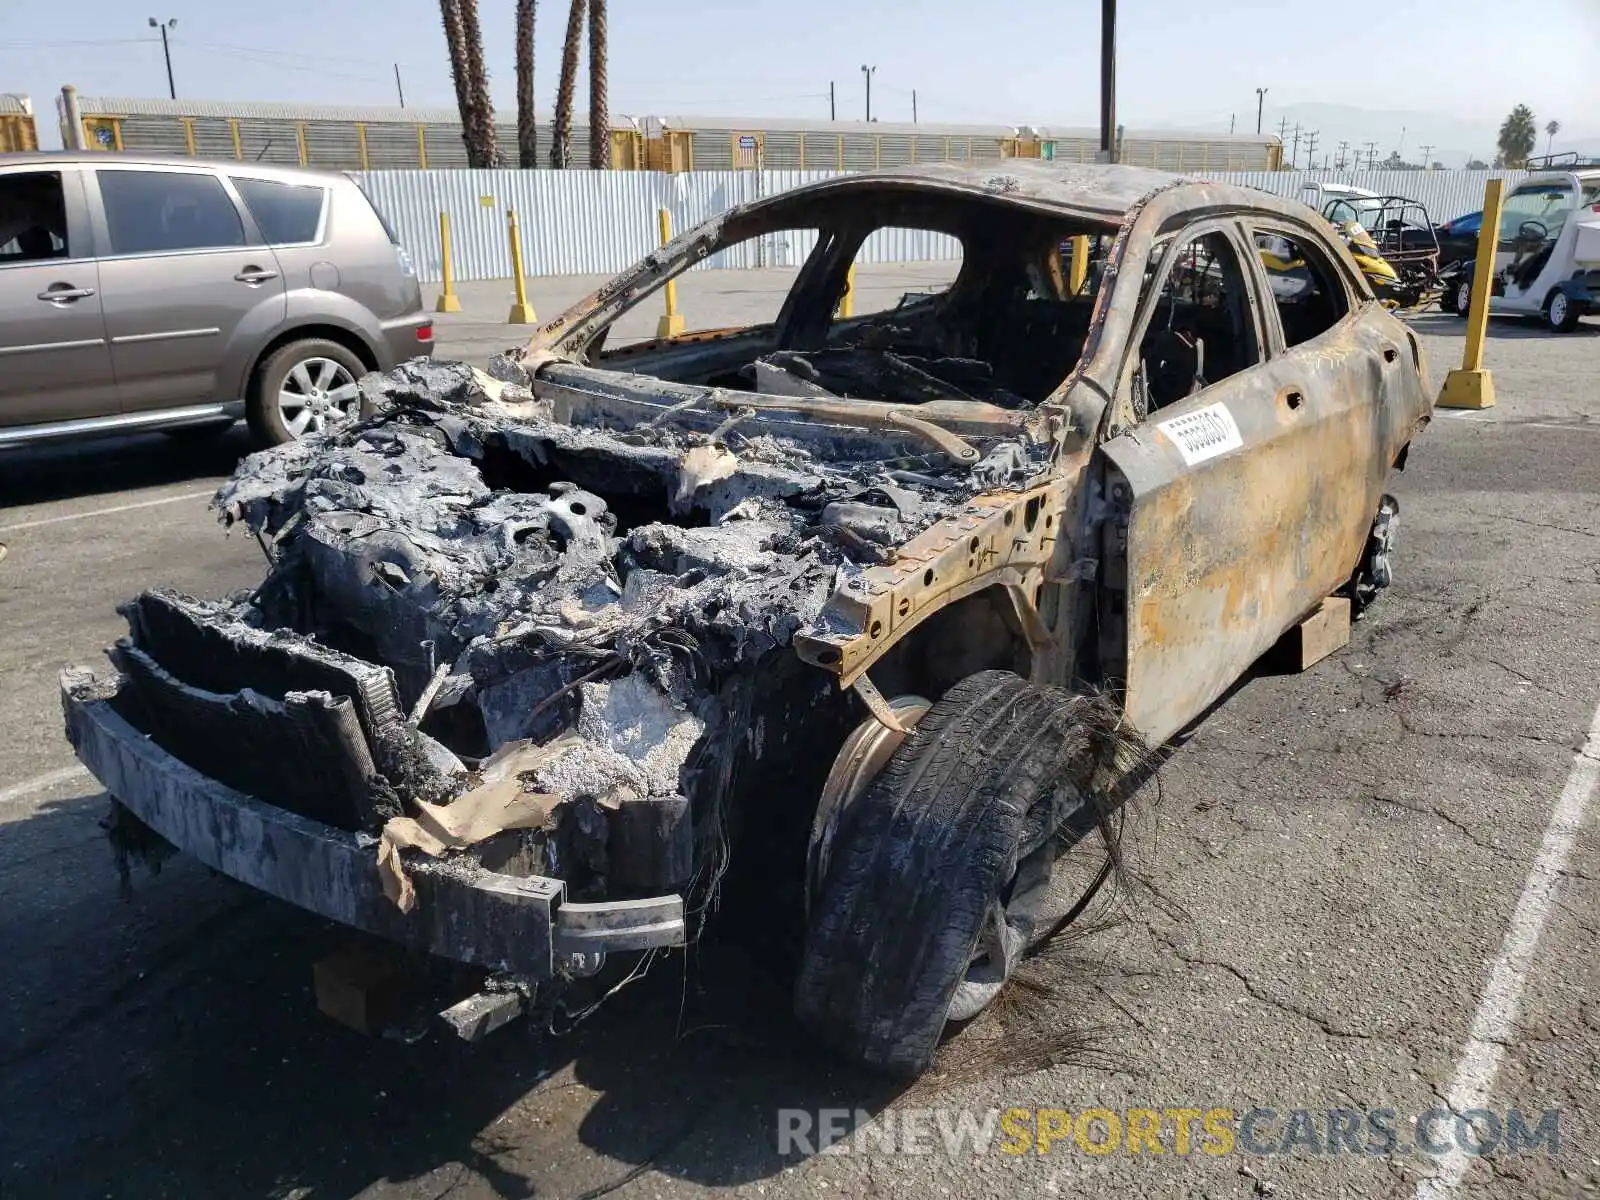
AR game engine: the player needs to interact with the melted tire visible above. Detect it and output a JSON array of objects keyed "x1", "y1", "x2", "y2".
[{"x1": 794, "y1": 669, "x2": 1090, "y2": 1077}]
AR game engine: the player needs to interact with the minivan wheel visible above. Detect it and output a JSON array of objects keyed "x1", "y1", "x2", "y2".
[{"x1": 247, "y1": 339, "x2": 368, "y2": 447}]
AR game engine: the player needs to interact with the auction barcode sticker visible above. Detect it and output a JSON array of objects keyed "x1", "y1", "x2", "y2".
[{"x1": 1157, "y1": 402, "x2": 1243, "y2": 466}]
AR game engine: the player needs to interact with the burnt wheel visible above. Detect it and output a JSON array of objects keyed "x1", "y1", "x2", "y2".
[
  {"x1": 795, "y1": 669, "x2": 1111, "y2": 1077},
  {"x1": 1343, "y1": 493, "x2": 1400, "y2": 617}
]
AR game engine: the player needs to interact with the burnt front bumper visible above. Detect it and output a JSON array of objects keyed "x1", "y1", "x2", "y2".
[{"x1": 62, "y1": 669, "x2": 685, "y2": 978}]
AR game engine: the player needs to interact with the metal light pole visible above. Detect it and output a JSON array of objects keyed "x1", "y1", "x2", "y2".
[
  {"x1": 148, "y1": 17, "x2": 177, "y2": 99},
  {"x1": 1255, "y1": 87, "x2": 1268, "y2": 135},
  {"x1": 1099, "y1": 0, "x2": 1116, "y2": 161},
  {"x1": 860, "y1": 64, "x2": 876, "y2": 123}
]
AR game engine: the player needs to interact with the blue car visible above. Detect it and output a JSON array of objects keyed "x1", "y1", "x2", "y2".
[{"x1": 1437, "y1": 210, "x2": 1481, "y2": 266}]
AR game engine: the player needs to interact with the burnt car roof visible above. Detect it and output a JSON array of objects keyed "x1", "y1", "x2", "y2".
[{"x1": 725, "y1": 159, "x2": 1319, "y2": 230}]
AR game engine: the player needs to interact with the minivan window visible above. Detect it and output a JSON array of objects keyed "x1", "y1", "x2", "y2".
[
  {"x1": 357, "y1": 183, "x2": 401, "y2": 244},
  {"x1": 234, "y1": 177, "x2": 326, "y2": 245},
  {"x1": 98, "y1": 169, "x2": 246, "y2": 255},
  {"x1": 0, "y1": 171, "x2": 70, "y2": 263}
]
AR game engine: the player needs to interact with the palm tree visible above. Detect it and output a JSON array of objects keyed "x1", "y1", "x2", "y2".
[
  {"x1": 1496, "y1": 105, "x2": 1537, "y2": 169},
  {"x1": 1545, "y1": 119, "x2": 1561, "y2": 158},
  {"x1": 516, "y1": 0, "x2": 538, "y2": 168},
  {"x1": 458, "y1": 0, "x2": 499, "y2": 167},
  {"x1": 439, "y1": 0, "x2": 498, "y2": 168},
  {"x1": 550, "y1": 0, "x2": 586, "y2": 168},
  {"x1": 440, "y1": 0, "x2": 473, "y2": 140},
  {"x1": 588, "y1": 0, "x2": 608, "y2": 169}
]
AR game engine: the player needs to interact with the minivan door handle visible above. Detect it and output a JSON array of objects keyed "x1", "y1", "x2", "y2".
[
  {"x1": 37, "y1": 285, "x2": 96, "y2": 304},
  {"x1": 234, "y1": 267, "x2": 279, "y2": 284}
]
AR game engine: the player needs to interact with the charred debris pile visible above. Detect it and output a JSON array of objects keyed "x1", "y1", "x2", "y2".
[{"x1": 113, "y1": 358, "x2": 1048, "y2": 909}]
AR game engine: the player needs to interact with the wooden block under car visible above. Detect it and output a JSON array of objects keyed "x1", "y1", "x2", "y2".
[
  {"x1": 1270, "y1": 595, "x2": 1351, "y2": 672},
  {"x1": 312, "y1": 945, "x2": 410, "y2": 1035}
]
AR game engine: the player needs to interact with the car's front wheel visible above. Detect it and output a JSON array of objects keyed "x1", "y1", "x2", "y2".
[
  {"x1": 247, "y1": 339, "x2": 368, "y2": 447},
  {"x1": 795, "y1": 670, "x2": 1121, "y2": 1077}
]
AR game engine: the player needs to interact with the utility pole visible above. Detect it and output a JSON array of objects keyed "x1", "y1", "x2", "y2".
[
  {"x1": 1255, "y1": 87, "x2": 1268, "y2": 135},
  {"x1": 1303, "y1": 130, "x2": 1319, "y2": 170},
  {"x1": 394, "y1": 63, "x2": 406, "y2": 108},
  {"x1": 829, "y1": 81, "x2": 835, "y2": 121},
  {"x1": 1276, "y1": 115, "x2": 1290, "y2": 143},
  {"x1": 1290, "y1": 122, "x2": 1301, "y2": 165},
  {"x1": 1419, "y1": 143, "x2": 1434, "y2": 169},
  {"x1": 860, "y1": 64, "x2": 876, "y2": 123},
  {"x1": 1229, "y1": 112, "x2": 1235, "y2": 134},
  {"x1": 1363, "y1": 141, "x2": 1378, "y2": 171},
  {"x1": 1099, "y1": 0, "x2": 1117, "y2": 161},
  {"x1": 1336, "y1": 140, "x2": 1349, "y2": 170},
  {"x1": 912, "y1": 89, "x2": 917, "y2": 123},
  {"x1": 148, "y1": 17, "x2": 177, "y2": 99}
]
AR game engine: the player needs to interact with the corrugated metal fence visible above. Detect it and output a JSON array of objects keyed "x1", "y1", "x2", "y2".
[
  {"x1": 359, "y1": 168, "x2": 1520, "y2": 285},
  {"x1": 1201, "y1": 169, "x2": 1525, "y2": 224}
]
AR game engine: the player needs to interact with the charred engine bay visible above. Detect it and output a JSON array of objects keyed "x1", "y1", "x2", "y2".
[{"x1": 113, "y1": 359, "x2": 1047, "y2": 914}]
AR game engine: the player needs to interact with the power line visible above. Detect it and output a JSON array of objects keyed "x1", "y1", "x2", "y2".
[
  {"x1": 185, "y1": 41, "x2": 418, "y2": 69},
  {"x1": 0, "y1": 37, "x2": 155, "y2": 50},
  {"x1": 193, "y1": 46, "x2": 395, "y2": 84}
]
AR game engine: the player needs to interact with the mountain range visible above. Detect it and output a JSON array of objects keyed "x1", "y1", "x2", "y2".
[{"x1": 1149, "y1": 102, "x2": 1597, "y2": 168}]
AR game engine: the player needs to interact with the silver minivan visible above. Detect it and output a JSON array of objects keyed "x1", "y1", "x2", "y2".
[{"x1": 0, "y1": 152, "x2": 432, "y2": 448}]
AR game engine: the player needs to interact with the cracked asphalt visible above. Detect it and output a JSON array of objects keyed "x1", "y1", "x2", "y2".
[{"x1": 1, "y1": 275, "x2": 1597, "y2": 1200}]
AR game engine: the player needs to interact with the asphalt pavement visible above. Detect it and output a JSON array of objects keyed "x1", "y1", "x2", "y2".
[{"x1": 1, "y1": 271, "x2": 1597, "y2": 1199}]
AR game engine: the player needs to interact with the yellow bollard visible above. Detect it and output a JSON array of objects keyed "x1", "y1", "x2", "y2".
[
  {"x1": 435, "y1": 212, "x2": 462, "y2": 313},
  {"x1": 505, "y1": 209, "x2": 537, "y2": 325},
  {"x1": 839, "y1": 262, "x2": 856, "y2": 319},
  {"x1": 656, "y1": 208, "x2": 686, "y2": 339},
  {"x1": 1068, "y1": 234, "x2": 1090, "y2": 296},
  {"x1": 1437, "y1": 178, "x2": 1505, "y2": 410}
]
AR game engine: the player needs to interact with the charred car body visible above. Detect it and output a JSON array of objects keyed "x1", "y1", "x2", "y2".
[{"x1": 62, "y1": 162, "x2": 1433, "y2": 1076}]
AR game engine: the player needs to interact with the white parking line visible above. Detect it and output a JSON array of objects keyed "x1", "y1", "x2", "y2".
[
  {"x1": 0, "y1": 489, "x2": 214, "y2": 534},
  {"x1": 0, "y1": 764, "x2": 92, "y2": 808},
  {"x1": 1415, "y1": 696, "x2": 1600, "y2": 1198}
]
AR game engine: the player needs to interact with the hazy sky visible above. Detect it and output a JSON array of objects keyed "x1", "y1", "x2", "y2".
[{"x1": 3, "y1": 0, "x2": 1597, "y2": 149}]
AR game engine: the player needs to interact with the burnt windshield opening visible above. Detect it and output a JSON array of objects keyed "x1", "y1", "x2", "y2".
[{"x1": 582, "y1": 187, "x2": 1116, "y2": 413}]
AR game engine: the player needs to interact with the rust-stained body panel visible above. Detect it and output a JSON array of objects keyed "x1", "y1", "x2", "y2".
[
  {"x1": 1090, "y1": 188, "x2": 1434, "y2": 744},
  {"x1": 1102, "y1": 311, "x2": 1430, "y2": 743}
]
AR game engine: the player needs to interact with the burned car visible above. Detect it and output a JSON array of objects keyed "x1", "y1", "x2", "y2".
[{"x1": 61, "y1": 162, "x2": 1433, "y2": 1077}]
